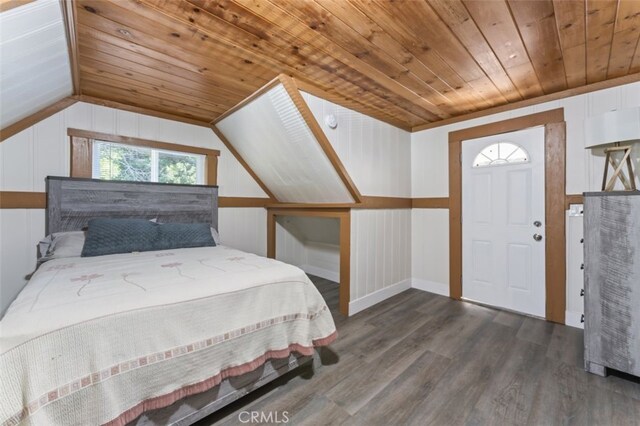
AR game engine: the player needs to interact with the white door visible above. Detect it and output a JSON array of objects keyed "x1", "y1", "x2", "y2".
[{"x1": 462, "y1": 126, "x2": 546, "y2": 317}]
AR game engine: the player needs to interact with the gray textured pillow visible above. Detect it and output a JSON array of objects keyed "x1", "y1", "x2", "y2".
[
  {"x1": 156, "y1": 223, "x2": 215, "y2": 250},
  {"x1": 81, "y1": 218, "x2": 159, "y2": 257}
]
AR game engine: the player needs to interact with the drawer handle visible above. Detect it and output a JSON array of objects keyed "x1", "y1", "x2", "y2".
[
  {"x1": 581, "y1": 314, "x2": 585, "y2": 323},
  {"x1": 580, "y1": 263, "x2": 584, "y2": 270},
  {"x1": 580, "y1": 289, "x2": 584, "y2": 296}
]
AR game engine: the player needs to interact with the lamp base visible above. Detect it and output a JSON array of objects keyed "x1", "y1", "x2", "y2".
[{"x1": 602, "y1": 145, "x2": 636, "y2": 191}]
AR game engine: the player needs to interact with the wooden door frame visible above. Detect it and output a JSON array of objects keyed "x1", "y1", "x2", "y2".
[
  {"x1": 267, "y1": 208, "x2": 350, "y2": 316},
  {"x1": 449, "y1": 108, "x2": 567, "y2": 324}
]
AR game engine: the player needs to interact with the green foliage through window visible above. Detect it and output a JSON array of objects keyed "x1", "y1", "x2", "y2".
[
  {"x1": 158, "y1": 153, "x2": 198, "y2": 184},
  {"x1": 93, "y1": 141, "x2": 204, "y2": 185}
]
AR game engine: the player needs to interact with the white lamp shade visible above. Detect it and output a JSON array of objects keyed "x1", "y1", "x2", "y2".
[{"x1": 584, "y1": 107, "x2": 640, "y2": 148}]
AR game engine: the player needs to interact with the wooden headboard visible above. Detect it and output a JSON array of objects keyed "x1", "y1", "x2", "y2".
[{"x1": 46, "y1": 177, "x2": 219, "y2": 234}]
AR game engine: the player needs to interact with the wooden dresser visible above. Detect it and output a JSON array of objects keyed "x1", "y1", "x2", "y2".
[{"x1": 584, "y1": 191, "x2": 640, "y2": 377}]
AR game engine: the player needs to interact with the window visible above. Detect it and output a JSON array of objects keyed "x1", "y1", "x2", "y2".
[
  {"x1": 472, "y1": 142, "x2": 529, "y2": 168},
  {"x1": 92, "y1": 141, "x2": 205, "y2": 185}
]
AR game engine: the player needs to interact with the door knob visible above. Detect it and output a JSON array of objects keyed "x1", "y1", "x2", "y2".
[
  {"x1": 533, "y1": 220, "x2": 542, "y2": 227},
  {"x1": 533, "y1": 234, "x2": 543, "y2": 241}
]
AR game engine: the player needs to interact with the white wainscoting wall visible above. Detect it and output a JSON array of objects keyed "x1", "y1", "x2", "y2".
[
  {"x1": 218, "y1": 208, "x2": 267, "y2": 258},
  {"x1": 349, "y1": 209, "x2": 412, "y2": 315},
  {"x1": 411, "y1": 81, "x2": 640, "y2": 327},
  {"x1": 275, "y1": 219, "x2": 307, "y2": 270},
  {"x1": 0, "y1": 102, "x2": 267, "y2": 315},
  {"x1": 301, "y1": 92, "x2": 415, "y2": 313}
]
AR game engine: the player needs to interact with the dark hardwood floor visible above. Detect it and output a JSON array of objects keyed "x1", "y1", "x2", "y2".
[{"x1": 200, "y1": 275, "x2": 640, "y2": 425}]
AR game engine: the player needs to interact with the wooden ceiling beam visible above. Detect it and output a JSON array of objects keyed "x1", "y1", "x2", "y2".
[
  {"x1": 632, "y1": 39, "x2": 640, "y2": 74},
  {"x1": 280, "y1": 75, "x2": 362, "y2": 203},
  {"x1": 60, "y1": 0, "x2": 81, "y2": 95},
  {"x1": 210, "y1": 125, "x2": 277, "y2": 201},
  {"x1": 0, "y1": 97, "x2": 77, "y2": 142}
]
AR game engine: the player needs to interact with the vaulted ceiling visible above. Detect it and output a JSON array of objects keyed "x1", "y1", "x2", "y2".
[{"x1": 75, "y1": 0, "x2": 640, "y2": 130}]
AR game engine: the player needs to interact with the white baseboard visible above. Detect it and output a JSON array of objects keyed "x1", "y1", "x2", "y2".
[
  {"x1": 411, "y1": 278, "x2": 450, "y2": 297},
  {"x1": 348, "y1": 279, "x2": 412, "y2": 316},
  {"x1": 301, "y1": 265, "x2": 340, "y2": 283},
  {"x1": 565, "y1": 310, "x2": 584, "y2": 329}
]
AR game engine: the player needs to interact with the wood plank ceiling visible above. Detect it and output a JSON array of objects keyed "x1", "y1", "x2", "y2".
[{"x1": 75, "y1": 0, "x2": 640, "y2": 131}]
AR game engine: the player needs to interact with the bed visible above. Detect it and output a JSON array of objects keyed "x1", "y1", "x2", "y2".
[{"x1": 0, "y1": 177, "x2": 337, "y2": 426}]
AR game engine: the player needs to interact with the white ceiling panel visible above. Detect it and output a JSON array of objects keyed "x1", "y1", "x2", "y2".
[
  {"x1": 216, "y1": 82, "x2": 356, "y2": 204},
  {"x1": 0, "y1": 0, "x2": 73, "y2": 129}
]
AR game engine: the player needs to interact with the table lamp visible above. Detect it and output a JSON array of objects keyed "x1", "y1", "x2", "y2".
[{"x1": 584, "y1": 107, "x2": 639, "y2": 191}]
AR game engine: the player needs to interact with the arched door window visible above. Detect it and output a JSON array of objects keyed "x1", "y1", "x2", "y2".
[{"x1": 473, "y1": 142, "x2": 529, "y2": 167}]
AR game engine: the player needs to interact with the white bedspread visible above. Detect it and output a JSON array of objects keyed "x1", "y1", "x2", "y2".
[{"x1": 0, "y1": 246, "x2": 336, "y2": 426}]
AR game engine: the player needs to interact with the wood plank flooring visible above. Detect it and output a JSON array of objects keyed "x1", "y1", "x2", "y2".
[{"x1": 198, "y1": 276, "x2": 640, "y2": 425}]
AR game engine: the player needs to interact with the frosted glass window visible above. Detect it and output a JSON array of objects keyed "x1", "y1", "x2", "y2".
[
  {"x1": 92, "y1": 141, "x2": 205, "y2": 185},
  {"x1": 473, "y1": 142, "x2": 529, "y2": 168},
  {"x1": 216, "y1": 84, "x2": 354, "y2": 203}
]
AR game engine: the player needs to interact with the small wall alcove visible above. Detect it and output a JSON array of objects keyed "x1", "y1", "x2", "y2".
[
  {"x1": 267, "y1": 208, "x2": 350, "y2": 316},
  {"x1": 275, "y1": 215, "x2": 342, "y2": 313}
]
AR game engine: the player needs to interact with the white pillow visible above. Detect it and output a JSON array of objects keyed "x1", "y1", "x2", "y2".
[
  {"x1": 210, "y1": 227, "x2": 220, "y2": 245},
  {"x1": 38, "y1": 231, "x2": 85, "y2": 262}
]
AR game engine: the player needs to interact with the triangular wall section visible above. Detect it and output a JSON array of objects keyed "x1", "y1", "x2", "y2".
[{"x1": 212, "y1": 75, "x2": 361, "y2": 204}]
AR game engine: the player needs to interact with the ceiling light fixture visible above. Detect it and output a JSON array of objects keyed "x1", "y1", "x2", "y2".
[{"x1": 324, "y1": 114, "x2": 338, "y2": 129}]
